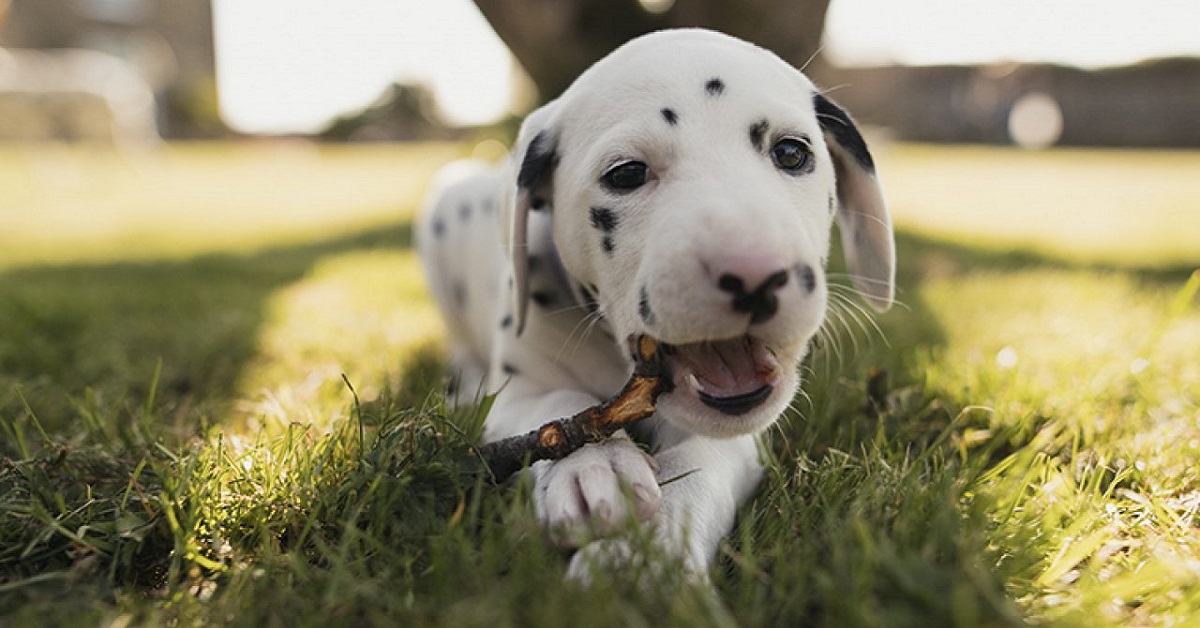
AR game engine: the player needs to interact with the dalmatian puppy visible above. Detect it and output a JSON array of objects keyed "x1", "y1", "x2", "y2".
[{"x1": 417, "y1": 28, "x2": 894, "y2": 580}]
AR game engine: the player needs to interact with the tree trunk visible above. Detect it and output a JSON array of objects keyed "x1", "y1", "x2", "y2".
[{"x1": 473, "y1": 0, "x2": 832, "y2": 102}]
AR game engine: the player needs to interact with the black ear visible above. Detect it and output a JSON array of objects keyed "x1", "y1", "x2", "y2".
[
  {"x1": 506, "y1": 103, "x2": 560, "y2": 335},
  {"x1": 814, "y1": 93, "x2": 895, "y2": 311}
]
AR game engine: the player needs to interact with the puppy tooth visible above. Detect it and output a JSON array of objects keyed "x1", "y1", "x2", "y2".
[{"x1": 684, "y1": 373, "x2": 704, "y2": 393}]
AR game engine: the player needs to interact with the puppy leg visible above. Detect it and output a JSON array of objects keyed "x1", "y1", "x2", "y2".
[{"x1": 567, "y1": 433, "x2": 762, "y2": 581}]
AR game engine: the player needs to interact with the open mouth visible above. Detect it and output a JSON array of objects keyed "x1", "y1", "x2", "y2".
[{"x1": 661, "y1": 335, "x2": 782, "y2": 416}]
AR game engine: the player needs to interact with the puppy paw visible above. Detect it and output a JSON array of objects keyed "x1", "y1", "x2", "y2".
[
  {"x1": 566, "y1": 539, "x2": 635, "y2": 584},
  {"x1": 566, "y1": 538, "x2": 711, "y2": 589},
  {"x1": 533, "y1": 437, "x2": 661, "y2": 547}
]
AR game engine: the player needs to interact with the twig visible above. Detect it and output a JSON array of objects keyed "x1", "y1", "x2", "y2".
[{"x1": 477, "y1": 335, "x2": 673, "y2": 482}]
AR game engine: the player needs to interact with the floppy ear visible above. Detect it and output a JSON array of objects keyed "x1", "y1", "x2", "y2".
[
  {"x1": 505, "y1": 102, "x2": 560, "y2": 335},
  {"x1": 814, "y1": 93, "x2": 895, "y2": 312}
]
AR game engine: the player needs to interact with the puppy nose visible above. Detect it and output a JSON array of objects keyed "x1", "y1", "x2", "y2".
[{"x1": 714, "y1": 257, "x2": 791, "y2": 324}]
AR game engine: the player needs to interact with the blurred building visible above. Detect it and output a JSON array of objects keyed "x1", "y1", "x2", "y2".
[
  {"x1": 0, "y1": 0, "x2": 221, "y2": 141},
  {"x1": 824, "y1": 60, "x2": 1200, "y2": 149}
]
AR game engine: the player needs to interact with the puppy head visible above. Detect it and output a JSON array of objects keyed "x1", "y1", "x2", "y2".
[{"x1": 506, "y1": 29, "x2": 894, "y2": 438}]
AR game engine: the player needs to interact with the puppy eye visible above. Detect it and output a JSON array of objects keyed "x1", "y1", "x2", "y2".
[
  {"x1": 602, "y1": 161, "x2": 649, "y2": 191},
  {"x1": 770, "y1": 138, "x2": 812, "y2": 173}
]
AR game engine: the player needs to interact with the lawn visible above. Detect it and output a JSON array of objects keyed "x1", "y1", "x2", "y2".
[{"x1": 1, "y1": 141, "x2": 1198, "y2": 626}]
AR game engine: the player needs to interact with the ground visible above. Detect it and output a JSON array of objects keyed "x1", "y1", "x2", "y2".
[{"x1": 1, "y1": 142, "x2": 1198, "y2": 626}]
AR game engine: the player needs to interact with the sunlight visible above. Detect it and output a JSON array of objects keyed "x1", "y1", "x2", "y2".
[
  {"x1": 212, "y1": 0, "x2": 517, "y2": 133},
  {"x1": 232, "y1": 251, "x2": 444, "y2": 432},
  {"x1": 824, "y1": 0, "x2": 1200, "y2": 68}
]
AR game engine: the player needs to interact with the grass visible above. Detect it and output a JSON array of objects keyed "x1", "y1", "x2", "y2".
[{"x1": 1, "y1": 142, "x2": 1198, "y2": 626}]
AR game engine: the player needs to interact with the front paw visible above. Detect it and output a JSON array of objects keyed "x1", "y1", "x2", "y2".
[{"x1": 533, "y1": 437, "x2": 661, "y2": 547}]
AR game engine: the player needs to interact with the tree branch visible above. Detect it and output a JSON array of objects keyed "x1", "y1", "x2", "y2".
[{"x1": 476, "y1": 335, "x2": 673, "y2": 482}]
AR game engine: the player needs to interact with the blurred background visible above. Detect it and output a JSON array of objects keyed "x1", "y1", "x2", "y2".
[
  {"x1": 1, "y1": 0, "x2": 1198, "y2": 428},
  {"x1": 1, "y1": 0, "x2": 1197, "y2": 145}
]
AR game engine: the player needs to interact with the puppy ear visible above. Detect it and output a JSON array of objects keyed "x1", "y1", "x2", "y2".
[
  {"x1": 505, "y1": 102, "x2": 560, "y2": 335},
  {"x1": 815, "y1": 93, "x2": 896, "y2": 312}
]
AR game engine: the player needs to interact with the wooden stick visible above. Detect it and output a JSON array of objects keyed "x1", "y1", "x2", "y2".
[{"x1": 476, "y1": 335, "x2": 673, "y2": 482}]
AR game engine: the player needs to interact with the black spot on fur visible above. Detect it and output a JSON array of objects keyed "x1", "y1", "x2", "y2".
[
  {"x1": 589, "y1": 207, "x2": 618, "y2": 233},
  {"x1": 531, "y1": 290, "x2": 555, "y2": 309},
  {"x1": 531, "y1": 197, "x2": 548, "y2": 212},
  {"x1": 432, "y1": 217, "x2": 445, "y2": 237},
  {"x1": 601, "y1": 236, "x2": 615, "y2": 256},
  {"x1": 705, "y1": 78, "x2": 725, "y2": 96},
  {"x1": 661, "y1": 108, "x2": 678, "y2": 125},
  {"x1": 517, "y1": 130, "x2": 558, "y2": 189},
  {"x1": 797, "y1": 264, "x2": 817, "y2": 294},
  {"x1": 828, "y1": 193, "x2": 836, "y2": 216},
  {"x1": 502, "y1": 363, "x2": 518, "y2": 376},
  {"x1": 813, "y1": 93, "x2": 875, "y2": 173},
  {"x1": 579, "y1": 284, "x2": 603, "y2": 320},
  {"x1": 500, "y1": 313, "x2": 513, "y2": 329},
  {"x1": 638, "y1": 285, "x2": 656, "y2": 325},
  {"x1": 527, "y1": 255, "x2": 541, "y2": 273},
  {"x1": 749, "y1": 119, "x2": 768, "y2": 152},
  {"x1": 459, "y1": 203, "x2": 472, "y2": 220}
]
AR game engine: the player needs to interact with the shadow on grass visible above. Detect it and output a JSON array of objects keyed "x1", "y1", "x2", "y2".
[
  {"x1": 3, "y1": 219, "x2": 1196, "y2": 624},
  {"x1": 0, "y1": 223, "x2": 415, "y2": 447}
]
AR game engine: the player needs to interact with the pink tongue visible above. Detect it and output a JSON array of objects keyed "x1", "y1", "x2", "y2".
[{"x1": 674, "y1": 338, "x2": 781, "y2": 397}]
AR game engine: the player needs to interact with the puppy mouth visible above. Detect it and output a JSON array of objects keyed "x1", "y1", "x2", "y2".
[{"x1": 660, "y1": 335, "x2": 783, "y2": 416}]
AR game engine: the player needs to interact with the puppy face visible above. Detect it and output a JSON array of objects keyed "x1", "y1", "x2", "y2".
[{"x1": 510, "y1": 29, "x2": 894, "y2": 438}]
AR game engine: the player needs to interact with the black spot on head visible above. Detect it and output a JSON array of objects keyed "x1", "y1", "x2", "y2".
[
  {"x1": 531, "y1": 290, "x2": 555, "y2": 309},
  {"x1": 601, "y1": 236, "x2": 615, "y2": 256},
  {"x1": 530, "y1": 197, "x2": 548, "y2": 212},
  {"x1": 459, "y1": 203, "x2": 472, "y2": 220},
  {"x1": 813, "y1": 93, "x2": 875, "y2": 173},
  {"x1": 797, "y1": 264, "x2": 817, "y2": 294},
  {"x1": 638, "y1": 285, "x2": 656, "y2": 325},
  {"x1": 517, "y1": 130, "x2": 558, "y2": 189},
  {"x1": 749, "y1": 119, "x2": 768, "y2": 152},
  {"x1": 501, "y1": 362, "x2": 518, "y2": 376},
  {"x1": 589, "y1": 207, "x2": 618, "y2": 233},
  {"x1": 705, "y1": 78, "x2": 725, "y2": 96},
  {"x1": 432, "y1": 217, "x2": 445, "y2": 237},
  {"x1": 500, "y1": 313, "x2": 513, "y2": 329},
  {"x1": 661, "y1": 108, "x2": 678, "y2": 125}
]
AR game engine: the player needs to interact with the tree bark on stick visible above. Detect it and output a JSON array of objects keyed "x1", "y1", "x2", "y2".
[{"x1": 477, "y1": 335, "x2": 673, "y2": 482}]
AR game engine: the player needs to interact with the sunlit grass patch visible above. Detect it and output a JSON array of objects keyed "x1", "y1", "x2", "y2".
[
  {"x1": 232, "y1": 250, "x2": 444, "y2": 432},
  {"x1": 0, "y1": 141, "x2": 461, "y2": 269},
  {"x1": 878, "y1": 145, "x2": 1200, "y2": 268}
]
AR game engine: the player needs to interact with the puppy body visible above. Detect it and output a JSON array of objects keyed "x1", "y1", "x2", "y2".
[{"x1": 417, "y1": 28, "x2": 894, "y2": 578}]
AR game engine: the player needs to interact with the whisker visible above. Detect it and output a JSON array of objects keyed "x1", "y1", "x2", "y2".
[
  {"x1": 835, "y1": 207, "x2": 894, "y2": 231},
  {"x1": 800, "y1": 44, "x2": 827, "y2": 73}
]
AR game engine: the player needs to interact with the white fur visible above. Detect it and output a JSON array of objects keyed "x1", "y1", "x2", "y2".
[{"x1": 416, "y1": 28, "x2": 894, "y2": 581}]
